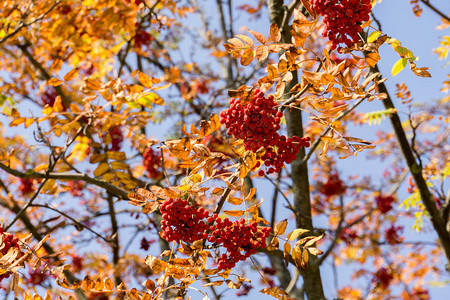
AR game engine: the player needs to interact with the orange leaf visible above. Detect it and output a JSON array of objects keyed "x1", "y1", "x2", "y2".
[
  {"x1": 224, "y1": 210, "x2": 244, "y2": 217},
  {"x1": 275, "y1": 219, "x2": 288, "y2": 235},
  {"x1": 270, "y1": 23, "x2": 281, "y2": 42},
  {"x1": 64, "y1": 69, "x2": 79, "y2": 81},
  {"x1": 47, "y1": 78, "x2": 63, "y2": 86},
  {"x1": 138, "y1": 72, "x2": 154, "y2": 88},
  {"x1": 248, "y1": 30, "x2": 266, "y2": 44},
  {"x1": 240, "y1": 48, "x2": 255, "y2": 66}
]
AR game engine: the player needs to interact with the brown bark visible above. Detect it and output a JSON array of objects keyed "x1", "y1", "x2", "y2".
[{"x1": 268, "y1": 1, "x2": 326, "y2": 299}]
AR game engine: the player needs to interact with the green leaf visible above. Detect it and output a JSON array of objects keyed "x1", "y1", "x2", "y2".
[{"x1": 391, "y1": 58, "x2": 408, "y2": 76}]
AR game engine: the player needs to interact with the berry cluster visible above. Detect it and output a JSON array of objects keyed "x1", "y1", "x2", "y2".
[
  {"x1": 158, "y1": 198, "x2": 272, "y2": 270},
  {"x1": 68, "y1": 180, "x2": 84, "y2": 197},
  {"x1": 0, "y1": 227, "x2": 23, "y2": 283},
  {"x1": 339, "y1": 228, "x2": 358, "y2": 244},
  {"x1": 71, "y1": 255, "x2": 84, "y2": 273},
  {"x1": 220, "y1": 89, "x2": 310, "y2": 175},
  {"x1": 384, "y1": 225, "x2": 403, "y2": 245},
  {"x1": 142, "y1": 147, "x2": 162, "y2": 179},
  {"x1": 372, "y1": 267, "x2": 394, "y2": 289},
  {"x1": 207, "y1": 216, "x2": 271, "y2": 270},
  {"x1": 27, "y1": 268, "x2": 50, "y2": 286},
  {"x1": 19, "y1": 178, "x2": 35, "y2": 196},
  {"x1": 375, "y1": 194, "x2": 395, "y2": 213},
  {"x1": 134, "y1": 24, "x2": 152, "y2": 49},
  {"x1": 109, "y1": 126, "x2": 123, "y2": 151},
  {"x1": 311, "y1": 0, "x2": 372, "y2": 50},
  {"x1": 318, "y1": 173, "x2": 346, "y2": 197},
  {"x1": 160, "y1": 198, "x2": 209, "y2": 243},
  {"x1": 140, "y1": 237, "x2": 155, "y2": 251}
]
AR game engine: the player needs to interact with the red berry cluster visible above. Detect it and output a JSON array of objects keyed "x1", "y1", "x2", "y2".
[
  {"x1": 207, "y1": 216, "x2": 271, "y2": 270},
  {"x1": 143, "y1": 147, "x2": 161, "y2": 179},
  {"x1": 159, "y1": 198, "x2": 209, "y2": 243},
  {"x1": 68, "y1": 180, "x2": 84, "y2": 197},
  {"x1": 71, "y1": 255, "x2": 84, "y2": 273},
  {"x1": 158, "y1": 198, "x2": 272, "y2": 270},
  {"x1": 311, "y1": 0, "x2": 372, "y2": 50},
  {"x1": 134, "y1": 24, "x2": 153, "y2": 49},
  {"x1": 236, "y1": 283, "x2": 253, "y2": 297},
  {"x1": 109, "y1": 126, "x2": 123, "y2": 151},
  {"x1": 19, "y1": 178, "x2": 35, "y2": 196},
  {"x1": 407, "y1": 176, "x2": 415, "y2": 193},
  {"x1": 140, "y1": 237, "x2": 155, "y2": 251},
  {"x1": 372, "y1": 267, "x2": 394, "y2": 289},
  {"x1": 339, "y1": 228, "x2": 358, "y2": 244},
  {"x1": 220, "y1": 89, "x2": 310, "y2": 175},
  {"x1": 384, "y1": 224, "x2": 403, "y2": 245},
  {"x1": 0, "y1": 227, "x2": 23, "y2": 283},
  {"x1": 318, "y1": 173, "x2": 346, "y2": 197},
  {"x1": 27, "y1": 268, "x2": 50, "y2": 286},
  {"x1": 41, "y1": 87, "x2": 58, "y2": 107},
  {"x1": 375, "y1": 194, "x2": 395, "y2": 213}
]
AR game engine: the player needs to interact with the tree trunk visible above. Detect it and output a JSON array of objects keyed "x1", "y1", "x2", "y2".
[{"x1": 268, "y1": 1, "x2": 326, "y2": 299}]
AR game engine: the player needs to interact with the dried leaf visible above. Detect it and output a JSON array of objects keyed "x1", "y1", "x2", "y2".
[
  {"x1": 47, "y1": 78, "x2": 63, "y2": 86},
  {"x1": 275, "y1": 219, "x2": 288, "y2": 235},
  {"x1": 269, "y1": 23, "x2": 281, "y2": 42},
  {"x1": 248, "y1": 30, "x2": 266, "y2": 44},
  {"x1": 240, "y1": 48, "x2": 255, "y2": 66},
  {"x1": 93, "y1": 162, "x2": 109, "y2": 177},
  {"x1": 224, "y1": 210, "x2": 244, "y2": 217},
  {"x1": 235, "y1": 34, "x2": 254, "y2": 47},
  {"x1": 64, "y1": 69, "x2": 79, "y2": 81},
  {"x1": 137, "y1": 72, "x2": 154, "y2": 88},
  {"x1": 283, "y1": 242, "x2": 291, "y2": 266},
  {"x1": 286, "y1": 228, "x2": 309, "y2": 241}
]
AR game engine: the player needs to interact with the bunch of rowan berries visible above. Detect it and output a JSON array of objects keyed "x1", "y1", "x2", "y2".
[
  {"x1": 384, "y1": 224, "x2": 403, "y2": 245},
  {"x1": 311, "y1": 0, "x2": 372, "y2": 50},
  {"x1": 109, "y1": 125, "x2": 124, "y2": 151},
  {"x1": 0, "y1": 227, "x2": 23, "y2": 283},
  {"x1": 339, "y1": 227, "x2": 358, "y2": 244},
  {"x1": 318, "y1": 173, "x2": 346, "y2": 197},
  {"x1": 372, "y1": 267, "x2": 394, "y2": 289},
  {"x1": 206, "y1": 216, "x2": 271, "y2": 270},
  {"x1": 27, "y1": 267, "x2": 50, "y2": 286},
  {"x1": 159, "y1": 198, "x2": 210, "y2": 243},
  {"x1": 220, "y1": 89, "x2": 310, "y2": 175},
  {"x1": 375, "y1": 194, "x2": 395, "y2": 213},
  {"x1": 159, "y1": 198, "x2": 272, "y2": 270},
  {"x1": 142, "y1": 147, "x2": 162, "y2": 179},
  {"x1": 19, "y1": 178, "x2": 35, "y2": 196}
]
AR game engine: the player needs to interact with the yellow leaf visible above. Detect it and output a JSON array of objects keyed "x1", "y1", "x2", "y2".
[
  {"x1": 275, "y1": 219, "x2": 288, "y2": 235},
  {"x1": 93, "y1": 162, "x2": 109, "y2": 177},
  {"x1": 41, "y1": 179, "x2": 56, "y2": 194},
  {"x1": 392, "y1": 58, "x2": 408, "y2": 76},
  {"x1": 25, "y1": 118, "x2": 35, "y2": 128},
  {"x1": 286, "y1": 228, "x2": 309, "y2": 241}
]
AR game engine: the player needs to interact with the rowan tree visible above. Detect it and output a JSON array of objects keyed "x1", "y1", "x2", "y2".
[{"x1": 0, "y1": 1, "x2": 448, "y2": 300}]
